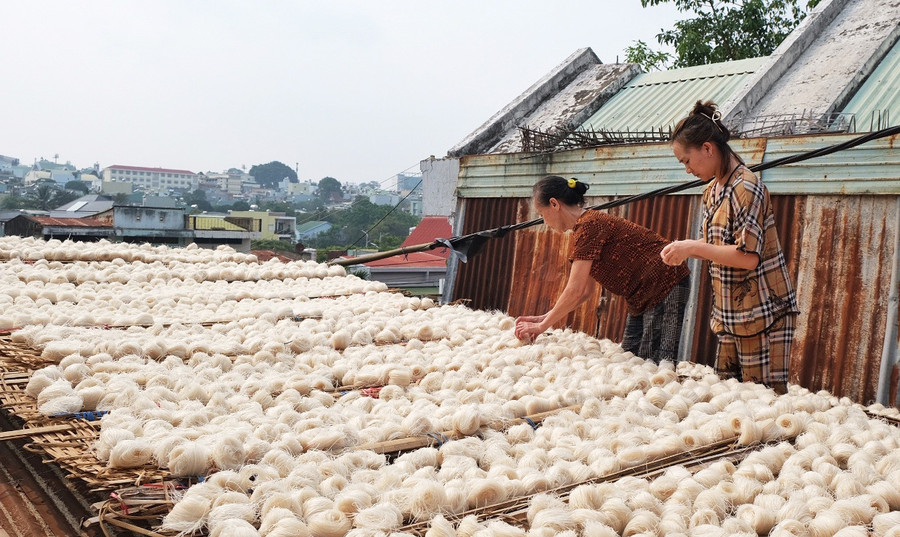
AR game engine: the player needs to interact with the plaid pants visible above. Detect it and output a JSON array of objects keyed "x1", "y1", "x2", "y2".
[
  {"x1": 621, "y1": 277, "x2": 690, "y2": 364},
  {"x1": 715, "y1": 313, "x2": 796, "y2": 395}
]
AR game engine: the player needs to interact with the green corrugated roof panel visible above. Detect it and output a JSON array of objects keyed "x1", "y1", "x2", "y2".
[
  {"x1": 580, "y1": 57, "x2": 766, "y2": 133},
  {"x1": 841, "y1": 38, "x2": 900, "y2": 129},
  {"x1": 457, "y1": 132, "x2": 900, "y2": 198}
]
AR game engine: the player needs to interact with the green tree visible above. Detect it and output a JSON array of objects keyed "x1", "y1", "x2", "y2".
[
  {"x1": 305, "y1": 197, "x2": 420, "y2": 250},
  {"x1": 28, "y1": 185, "x2": 57, "y2": 211},
  {"x1": 251, "y1": 238, "x2": 296, "y2": 252},
  {"x1": 317, "y1": 176, "x2": 343, "y2": 204},
  {"x1": 50, "y1": 190, "x2": 81, "y2": 208},
  {"x1": 630, "y1": 0, "x2": 821, "y2": 69},
  {"x1": 249, "y1": 161, "x2": 297, "y2": 189},
  {"x1": 296, "y1": 197, "x2": 325, "y2": 213},
  {"x1": 256, "y1": 200, "x2": 296, "y2": 217},
  {"x1": 0, "y1": 194, "x2": 29, "y2": 209},
  {"x1": 65, "y1": 180, "x2": 89, "y2": 193},
  {"x1": 624, "y1": 40, "x2": 672, "y2": 72},
  {"x1": 231, "y1": 200, "x2": 251, "y2": 211},
  {"x1": 183, "y1": 189, "x2": 212, "y2": 212}
]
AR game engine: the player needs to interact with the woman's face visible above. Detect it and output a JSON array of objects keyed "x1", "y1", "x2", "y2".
[
  {"x1": 673, "y1": 140, "x2": 717, "y2": 181},
  {"x1": 534, "y1": 196, "x2": 566, "y2": 232}
]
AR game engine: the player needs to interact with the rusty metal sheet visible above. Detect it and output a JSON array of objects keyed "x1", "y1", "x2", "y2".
[{"x1": 791, "y1": 195, "x2": 897, "y2": 403}]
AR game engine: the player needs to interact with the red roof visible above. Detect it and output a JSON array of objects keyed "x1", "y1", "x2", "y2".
[
  {"x1": 365, "y1": 251, "x2": 449, "y2": 268},
  {"x1": 251, "y1": 250, "x2": 294, "y2": 263},
  {"x1": 31, "y1": 217, "x2": 112, "y2": 228},
  {"x1": 401, "y1": 216, "x2": 452, "y2": 259},
  {"x1": 108, "y1": 165, "x2": 195, "y2": 175}
]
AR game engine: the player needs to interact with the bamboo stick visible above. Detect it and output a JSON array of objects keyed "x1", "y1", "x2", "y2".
[{"x1": 0, "y1": 423, "x2": 82, "y2": 441}]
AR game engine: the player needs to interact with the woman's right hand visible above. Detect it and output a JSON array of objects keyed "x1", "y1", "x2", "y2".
[{"x1": 514, "y1": 314, "x2": 548, "y2": 341}]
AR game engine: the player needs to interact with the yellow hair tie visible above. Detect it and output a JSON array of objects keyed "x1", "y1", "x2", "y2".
[{"x1": 567, "y1": 178, "x2": 577, "y2": 188}]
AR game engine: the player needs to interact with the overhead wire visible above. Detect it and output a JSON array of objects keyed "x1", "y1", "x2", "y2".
[
  {"x1": 292, "y1": 162, "x2": 421, "y2": 229},
  {"x1": 345, "y1": 179, "x2": 423, "y2": 250}
]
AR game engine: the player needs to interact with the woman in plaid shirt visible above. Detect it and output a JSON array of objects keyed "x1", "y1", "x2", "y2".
[{"x1": 661, "y1": 100, "x2": 799, "y2": 394}]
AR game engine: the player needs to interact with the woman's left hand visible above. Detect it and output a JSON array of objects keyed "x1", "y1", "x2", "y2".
[{"x1": 661, "y1": 240, "x2": 696, "y2": 266}]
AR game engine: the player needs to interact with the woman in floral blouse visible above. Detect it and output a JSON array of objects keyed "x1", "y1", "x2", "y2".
[{"x1": 661, "y1": 100, "x2": 799, "y2": 394}]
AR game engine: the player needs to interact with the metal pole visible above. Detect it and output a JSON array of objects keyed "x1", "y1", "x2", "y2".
[{"x1": 876, "y1": 197, "x2": 900, "y2": 406}]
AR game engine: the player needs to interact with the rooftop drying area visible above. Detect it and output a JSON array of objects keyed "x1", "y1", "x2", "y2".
[{"x1": 1, "y1": 236, "x2": 900, "y2": 536}]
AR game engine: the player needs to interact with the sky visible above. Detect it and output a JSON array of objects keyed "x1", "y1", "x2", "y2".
[{"x1": 4, "y1": 1, "x2": 681, "y2": 186}]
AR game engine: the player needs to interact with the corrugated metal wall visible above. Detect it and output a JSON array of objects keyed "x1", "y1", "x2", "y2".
[{"x1": 452, "y1": 137, "x2": 900, "y2": 406}]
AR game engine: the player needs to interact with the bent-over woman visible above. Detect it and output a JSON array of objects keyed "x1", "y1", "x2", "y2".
[{"x1": 515, "y1": 175, "x2": 690, "y2": 364}]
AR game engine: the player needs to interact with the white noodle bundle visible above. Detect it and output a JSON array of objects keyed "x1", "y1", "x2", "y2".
[
  {"x1": 207, "y1": 502, "x2": 258, "y2": 531},
  {"x1": 36, "y1": 378, "x2": 83, "y2": 415},
  {"x1": 262, "y1": 515, "x2": 310, "y2": 537},
  {"x1": 168, "y1": 442, "x2": 211, "y2": 476},
  {"x1": 452, "y1": 405, "x2": 482, "y2": 436},
  {"x1": 456, "y1": 515, "x2": 486, "y2": 537},
  {"x1": 423, "y1": 514, "x2": 455, "y2": 537},
  {"x1": 209, "y1": 519, "x2": 258, "y2": 537},
  {"x1": 160, "y1": 496, "x2": 212, "y2": 534},
  {"x1": 873, "y1": 512, "x2": 900, "y2": 537},
  {"x1": 306, "y1": 509, "x2": 351, "y2": 537},
  {"x1": 868, "y1": 480, "x2": 900, "y2": 510},
  {"x1": 353, "y1": 502, "x2": 403, "y2": 531},
  {"x1": 831, "y1": 527, "x2": 871, "y2": 537},
  {"x1": 581, "y1": 521, "x2": 619, "y2": 537},
  {"x1": 735, "y1": 504, "x2": 775, "y2": 535},
  {"x1": 405, "y1": 478, "x2": 447, "y2": 521},
  {"x1": 108, "y1": 438, "x2": 153, "y2": 468},
  {"x1": 25, "y1": 367, "x2": 61, "y2": 398},
  {"x1": 212, "y1": 434, "x2": 248, "y2": 471},
  {"x1": 334, "y1": 487, "x2": 374, "y2": 515},
  {"x1": 621, "y1": 508, "x2": 660, "y2": 536}
]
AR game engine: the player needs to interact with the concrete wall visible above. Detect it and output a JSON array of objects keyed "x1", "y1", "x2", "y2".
[
  {"x1": 420, "y1": 157, "x2": 459, "y2": 218},
  {"x1": 114, "y1": 206, "x2": 185, "y2": 230}
]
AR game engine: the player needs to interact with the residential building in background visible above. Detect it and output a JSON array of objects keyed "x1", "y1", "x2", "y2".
[
  {"x1": 101, "y1": 165, "x2": 198, "y2": 194},
  {"x1": 228, "y1": 210, "x2": 296, "y2": 241},
  {"x1": 295, "y1": 220, "x2": 331, "y2": 241}
]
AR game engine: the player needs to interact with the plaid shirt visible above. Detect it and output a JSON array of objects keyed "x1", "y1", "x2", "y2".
[{"x1": 702, "y1": 166, "x2": 799, "y2": 336}]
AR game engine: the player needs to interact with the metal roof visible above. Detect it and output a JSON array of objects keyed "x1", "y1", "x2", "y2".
[
  {"x1": 579, "y1": 57, "x2": 766, "y2": 133},
  {"x1": 31, "y1": 216, "x2": 112, "y2": 228},
  {"x1": 841, "y1": 36, "x2": 900, "y2": 130},
  {"x1": 457, "y1": 132, "x2": 900, "y2": 199}
]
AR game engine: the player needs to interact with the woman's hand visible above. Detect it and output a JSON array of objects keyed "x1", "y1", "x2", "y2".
[
  {"x1": 514, "y1": 318, "x2": 547, "y2": 341},
  {"x1": 660, "y1": 239, "x2": 698, "y2": 266}
]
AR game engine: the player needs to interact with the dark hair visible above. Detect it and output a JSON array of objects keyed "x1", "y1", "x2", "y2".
[
  {"x1": 532, "y1": 175, "x2": 589, "y2": 207},
  {"x1": 671, "y1": 100, "x2": 743, "y2": 177}
]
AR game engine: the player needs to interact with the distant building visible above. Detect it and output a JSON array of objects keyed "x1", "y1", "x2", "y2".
[
  {"x1": 296, "y1": 220, "x2": 332, "y2": 241},
  {"x1": 369, "y1": 191, "x2": 400, "y2": 207},
  {"x1": 101, "y1": 180, "x2": 134, "y2": 196},
  {"x1": 204, "y1": 170, "x2": 245, "y2": 195},
  {"x1": 101, "y1": 165, "x2": 198, "y2": 194},
  {"x1": 228, "y1": 210, "x2": 296, "y2": 242},
  {"x1": 0, "y1": 155, "x2": 19, "y2": 177},
  {"x1": 76, "y1": 173, "x2": 101, "y2": 191},
  {"x1": 396, "y1": 173, "x2": 422, "y2": 193},
  {"x1": 50, "y1": 194, "x2": 115, "y2": 219},
  {"x1": 4, "y1": 215, "x2": 114, "y2": 241}
]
